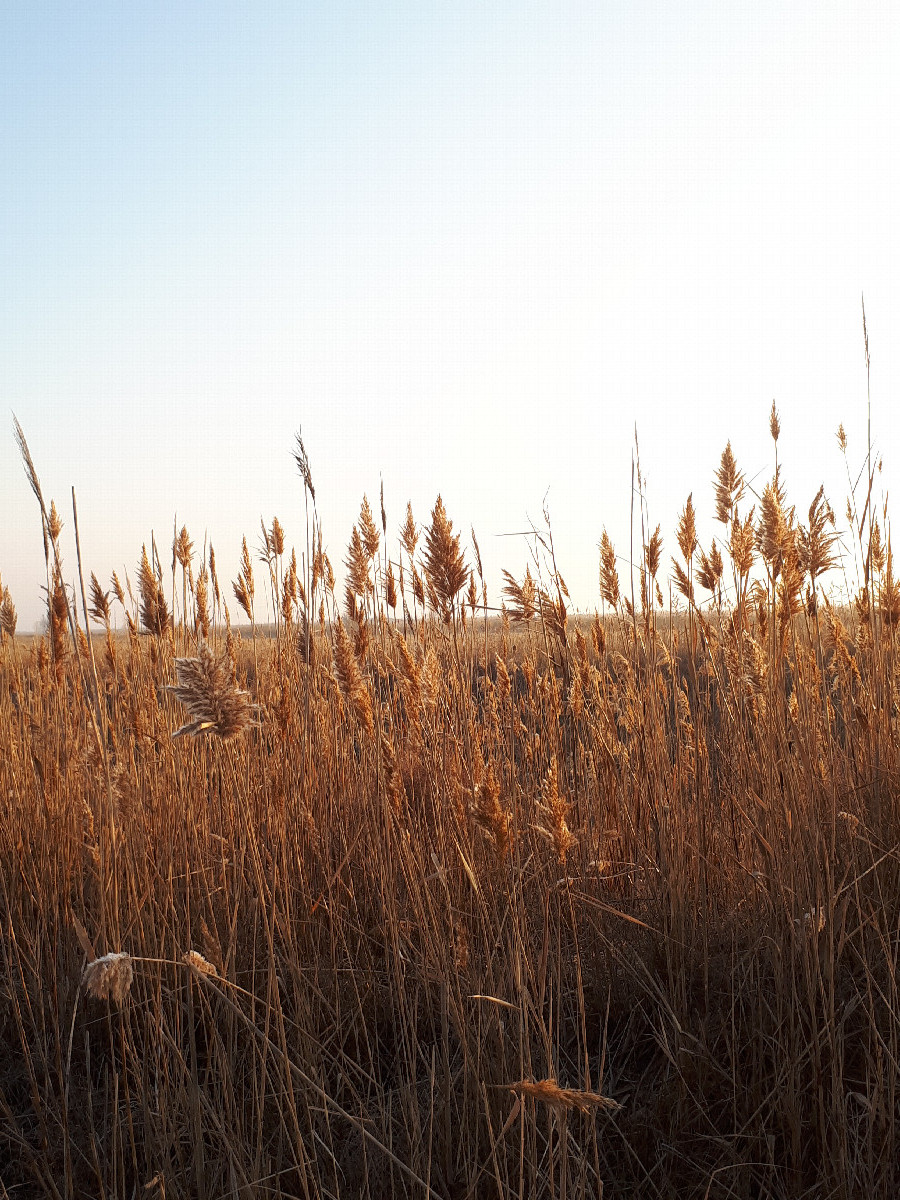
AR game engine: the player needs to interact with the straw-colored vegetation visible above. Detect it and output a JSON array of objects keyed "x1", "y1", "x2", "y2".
[{"x1": 3, "y1": 407, "x2": 900, "y2": 1198}]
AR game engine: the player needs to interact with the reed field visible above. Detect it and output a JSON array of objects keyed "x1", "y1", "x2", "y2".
[{"x1": 3, "y1": 408, "x2": 900, "y2": 1199}]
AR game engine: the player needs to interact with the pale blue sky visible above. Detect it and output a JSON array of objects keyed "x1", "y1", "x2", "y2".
[{"x1": 2, "y1": 2, "x2": 899, "y2": 628}]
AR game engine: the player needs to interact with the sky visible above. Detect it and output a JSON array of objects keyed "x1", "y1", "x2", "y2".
[{"x1": 2, "y1": 2, "x2": 899, "y2": 630}]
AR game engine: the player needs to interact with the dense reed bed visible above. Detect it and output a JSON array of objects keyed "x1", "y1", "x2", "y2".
[{"x1": 3, "y1": 412, "x2": 900, "y2": 1198}]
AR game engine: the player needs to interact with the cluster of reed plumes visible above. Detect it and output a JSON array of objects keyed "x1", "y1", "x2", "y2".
[{"x1": 4, "y1": 410, "x2": 900, "y2": 1199}]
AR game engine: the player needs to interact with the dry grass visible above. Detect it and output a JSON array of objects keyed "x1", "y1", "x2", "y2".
[{"x1": 2, "y1": 414, "x2": 900, "y2": 1198}]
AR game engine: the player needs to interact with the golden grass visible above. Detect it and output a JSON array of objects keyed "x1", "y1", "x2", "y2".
[{"x1": 2, "y1": 414, "x2": 900, "y2": 1197}]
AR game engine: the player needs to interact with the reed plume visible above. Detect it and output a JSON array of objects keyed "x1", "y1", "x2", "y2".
[
  {"x1": 168, "y1": 640, "x2": 260, "y2": 740},
  {"x1": 879, "y1": 543, "x2": 900, "y2": 626},
  {"x1": 676, "y1": 494, "x2": 698, "y2": 561},
  {"x1": 501, "y1": 567, "x2": 537, "y2": 622},
  {"x1": 359, "y1": 495, "x2": 380, "y2": 560},
  {"x1": 671, "y1": 558, "x2": 694, "y2": 605},
  {"x1": 868, "y1": 516, "x2": 886, "y2": 576},
  {"x1": 538, "y1": 587, "x2": 568, "y2": 645},
  {"x1": 510, "y1": 1078, "x2": 620, "y2": 1114},
  {"x1": 391, "y1": 628, "x2": 422, "y2": 709},
  {"x1": 82, "y1": 952, "x2": 134, "y2": 1003},
  {"x1": 174, "y1": 525, "x2": 194, "y2": 571},
  {"x1": 49, "y1": 569, "x2": 70, "y2": 674},
  {"x1": 411, "y1": 564, "x2": 425, "y2": 607},
  {"x1": 195, "y1": 568, "x2": 211, "y2": 639},
  {"x1": 798, "y1": 485, "x2": 840, "y2": 587},
  {"x1": 384, "y1": 561, "x2": 398, "y2": 610},
  {"x1": 208, "y1": 544, "x2": 221, "y2": 609},
  {"x1": 47, "y1": 499, "x2": 63, "y2": 544},
  {"x1": 471, "y1": 526, "x2": 483, "y2": 582},
  {"x1": 471, "y1": 759, "x2": 511, "y2": 861},
  {"x1": 88, "y1": 573, "x2": 111, "y2": 627},
  {"x1": 645, "y1": 525, "x2": 663, "y2": 580},
  {"x1": 591, "y1": 613, "x2": 606, "y2": 656},
  {"x1": 138, "y1": 545, "x2": 171, "y2": 636},
  {"x1": 293, "y1": 429, "x2": 315, "y2": 501},
  {"x1": 182, "y1": 950, "x2": 218, "y2": 978},
  {"x1": 696, "y1": 542, "x2": 723, "y2": 596},
  {"x1": 466, "y1": 571, "x2": 477, "y2": 613},
  {"x1": 729, "y1": 511, "x2": 756, "y2": 581},
  {"x1": 599, "y1": 530, "x2": 620, "y2": 608},
  {"x1": 332, "y1": 617, "x2": 374, "y2": 737},
  {"x1": 757, "y1": 470, "x2": 793, "y2": 577},
  {"x1": 13, "y1": 414, "x2": 46, "y2": 512},
  {"x1": 0, "y1": 587, "x2": 17, "y2": 640},
  {"x1": 535, "y1": 756, "x2": 577, "y2": 864},
  {"x1": 233, "y1": 537, "x2": 254, "y2": 621},
  {"x1": 673, "y1": 498, "x2": 698, "y2": 600},
  {"x1": 110, "y1": 570, "x2": 125, "y2": 608},
  {"x1": 400, "y1": 502, "x2": 418, "y2": 558},
  {"x1": 422, "y1": 495, "x2": 468, "y2": 623},
  {"x1": 714, "y1": 441, "x2": 744, "y2": 524},
  {"x1": 345, "y1": 525, "x2": 372, "y2": 600}
]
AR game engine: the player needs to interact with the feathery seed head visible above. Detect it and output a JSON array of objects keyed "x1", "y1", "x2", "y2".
[
  {"x1": 879, "y1": 543, "x2": 900, "y2": 626},
  {"x1": 599, "y1": 530, "x2": 620, "y2": 609},
  {"x1": 591, "y1": 613, "x2": 606, "y2": 657},
  {"x1": 510, "y1": 1078, "x2": 620, "y2": 1114},
  {"x1": 868, "y1": 517, "x2": 886, "y2": 576},
  {"x1": 714, "y1": 442, "x2": 744, "y2": 525},
  {"x1": 729, "y1": 511, "x2": 756, "y2": 579},
  {"x1": 645, "y1": 526, "x2": 663, "y2": 579},
  {"x1": 769, "y1": 400, "x2": 781, "y2": 443},
  {"x1": 671, "y1": 558, "x2": 694, "y2": 605},
  {"x1": 400, "y1": 502, "x2": 418, "y2": 558},
  {"x1": 174, "y1": 526, "x2": 194, "y2": 570},
  {"x1": 466, "y1": 570, "x2": 478, "y2": 613},
  {"x1": 502, "y1": 567, "x2": 537, "y2": 622},
  {"x1": 384, "y1": 560, "x2": 398, "y2": 610},
  {"x1": 757, "y1": 471, "x2": 793, "y2": 569},
  {"x1": 471, "y1": 760, "x2": 511, "y2": 861},
  {"x1": 332, "y1": 617, "x2": 374, "y2": 737},
  {"x1": 110, "y1": 571, "x2": 125, "y2": 607},
  {"x1": 195, "y1": 569, "x2": 210, "y2": 639},
  {"x1": 48, "y1": 499, "x2": 64, "y2": 544},
  {"x1": 293, "y1": 430, "x2": 315, "y2": 500},
  {"x1": 798, "y1": 485, "x2": 839, "y2": 583},
  {"x1": 88, "y1": 573, "x2": 111, "y2": 627},
  {"x1": 423, "y1": 495, "x2": 468, "y2": 623},
  {"x1": 137, "y1": 545, "x2": 171, "y2": 636},
  {"x1": 359, "y1": 495, "x2": 380, "y2": 560},
  {"x1": 83, "y1": 952, "x2": 134, "y2": 1003},
  {"x1": 240, "y1": 538, "x2": 254, "y2": 596},
  {"x1": 696, "y1": 542, "x2": 723, "y2": 595},
  {"x1": 471, "y1": 526, "x2": 484, "y2": 581},
  {"x1": 13, "y1": 415, "x2": 46, "y2": 512},
  {"x1": 1, "y1": 587, "x2": 18, "y2": 640},
  {"x1": 183, "y1": 950, "x2": 218, "y2": 977},
  {"x1": 168, "y1": 640, "x2": 260, "y2": 740},
  {"x1": 676, "y1": 494, "x2": 698, "y2": 561},
  {"x1": 536, "y1": 756, "x2": 577, "y2": 864},
  {"x1": 346, "y1": 525, "x2": 372, "y2": 598}
]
